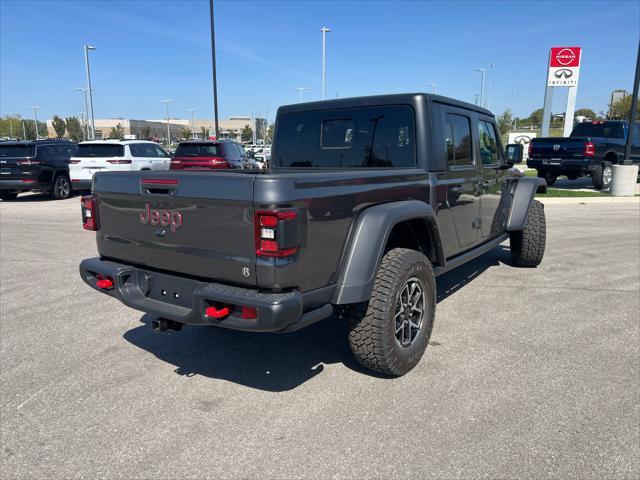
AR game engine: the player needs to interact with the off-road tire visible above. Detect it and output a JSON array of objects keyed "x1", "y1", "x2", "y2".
[
  {"x1": 51, "y1": 174, "x2": 71, "y2": 200},
  {"x1": 0, "y1": 191, "x2": 18, "y2": 201},
  {"x1": 591, "y1": 162, "x2": 612, "y2": 190},
  {"x1": 345, "y1": 248, "x2": 436, "y2": 377},
  {"x1": 537, "y1": 169, "x2": 557, "y2": 187},
  {"x1": 510, "y1": 200, "x2": 546, "y2": 267}
]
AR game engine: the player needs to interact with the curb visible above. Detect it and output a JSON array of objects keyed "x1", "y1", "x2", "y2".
[{"x1": 536, "y1": 196, "x2": 640, "y2": 205}]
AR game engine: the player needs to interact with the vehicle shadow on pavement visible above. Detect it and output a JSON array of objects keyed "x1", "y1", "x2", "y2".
[{"x1": 123, "y1": 245, "x2": 512, "y2": 391}]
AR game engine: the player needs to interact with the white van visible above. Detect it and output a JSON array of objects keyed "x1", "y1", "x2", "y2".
[{"x1": 69, "y1": 140, "x2": 171, "y2": 190}]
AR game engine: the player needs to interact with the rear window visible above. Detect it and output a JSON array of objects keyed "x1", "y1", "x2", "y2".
[
  {"x1": 273, "y1": 105, "x2": 416, "y2": 168},
  {"x1": 570, "y1": 122, "x2": 624, "y2": 139},
  {"x1": 75, "y1": 144, "x2": 124, "y2": 157},
  {"x1": 175, "y1": 143, "x2": 221, "y2": 157},
  {"x1": 0, "y1": 145, "x2": 35, "y2": 157}
]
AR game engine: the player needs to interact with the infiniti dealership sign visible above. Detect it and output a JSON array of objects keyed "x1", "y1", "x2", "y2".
[
  {"x1": 547, "y1": 46, "x2": 582, "y2": 87},
  {"x1": 507, "y1": 132, "x2": 537, "y2": 160}
]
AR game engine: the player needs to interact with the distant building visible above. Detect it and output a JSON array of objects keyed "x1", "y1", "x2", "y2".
[
  {"x1": 46, "y1": 116, "x2": 268, "y2": 142},
  {"x1": 608, "y1": 90, "x2": 627, "y2": 118}
]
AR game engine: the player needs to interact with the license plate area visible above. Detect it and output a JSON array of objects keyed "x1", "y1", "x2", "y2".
[
  {"x1": 136, "y1": 270, "x2": 199, "y2": 309},
  {"x1": 0, "y1": 168, "x2": 11, "y2": 175}
]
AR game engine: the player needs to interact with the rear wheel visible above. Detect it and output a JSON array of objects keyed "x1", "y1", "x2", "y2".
[
  {"x1": 592, "y1": 163, "x2": 612, "y2": 190},
  {"x1": 345, "y1": 248, "x2": 436, "y2": 376},
  {"x1": 0, "y1": 191, "x2": 18, "y2": 201},
  {"x1": 510, "y1": 200, "x2": 546, "y2": 267},
  {"x1": 51, "y1": 174, "x2": 71, "y2": 200},
  {"x1": 537, "y1": 169, "x2": 557, "y2": 187}
]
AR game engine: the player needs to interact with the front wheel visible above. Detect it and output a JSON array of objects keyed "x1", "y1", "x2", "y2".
[
  {"x1": 345, "y1": 248, "x2": 436, "y2": 377},
  {"x1": 592, "y1": 163, "x2": 612, "y2": 190},
  {"x1": 510, "y1": 200, "x2": 546, "y2": 267},
  {"x1": 51, "y1": 174, "x2": 71, "y2": 200}
]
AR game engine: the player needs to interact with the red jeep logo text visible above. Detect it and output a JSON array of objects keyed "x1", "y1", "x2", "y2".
[{"x1": 139, "y1": 203, "x2": 183, "y2": 232}]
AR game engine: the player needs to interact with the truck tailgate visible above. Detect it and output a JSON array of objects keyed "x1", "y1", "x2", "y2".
[
  {"x1": 530, "y1": 137, "x2": 586, "y2": 158},
  {"x1": 92, "y1": 171, "x2": 257, "y2": 286}
]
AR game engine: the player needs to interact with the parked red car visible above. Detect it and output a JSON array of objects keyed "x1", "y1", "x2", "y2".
[{"x1": 170, "y1": 140, "x2": 256, "y2": 170}]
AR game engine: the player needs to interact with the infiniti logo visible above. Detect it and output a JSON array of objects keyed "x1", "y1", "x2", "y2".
[
  {"x1": 513, "y1": 135, "x2": 532, "y2": 145},
  {"x1": 554, "y1": 68, "x2": 573, "y2": 79}
]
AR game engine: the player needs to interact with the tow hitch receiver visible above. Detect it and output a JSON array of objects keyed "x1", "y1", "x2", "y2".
[{"x1": 151, "y1": 318, "x2": 183, "y2": 333}]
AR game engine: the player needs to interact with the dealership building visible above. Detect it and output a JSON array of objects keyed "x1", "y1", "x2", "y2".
[{"x1": 46, "y1": 116, "x2": 268, "y2": 142}]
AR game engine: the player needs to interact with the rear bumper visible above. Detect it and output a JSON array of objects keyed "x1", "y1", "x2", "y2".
[
  {"x1": 71, "y1": 179, "x2": 92, "y2": 190},
  {"x1": 79, "y1": 257, "x2": 332, "y2": 332},
  {"x1": 0, "y1": 179, "x2": 48, "y2": 191},
  {"x1": 527, "y1": 158, "x2": 595, "y2": 173}
]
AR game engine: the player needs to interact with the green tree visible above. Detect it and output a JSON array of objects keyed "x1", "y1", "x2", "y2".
[
  {"x1": 241, "y1": 124, "x2": 253, "y2": 142},
  {"x1": 497, "y1": 109, "x2": 513, "y2": 135},
  {"x1": 21, "y1": 120, "x2": 48, "y2": 140},
  {"x1": 609, "y1": 96, "x2": 640, "y2": 120},
  {"x1": 179, "y1": 127, "x2": 192, "y2": 139},
  {"x1": 528, "y1": 108, "x2": 543, "y2": 125},
  {"x1": 65, "y1": 117, "x2": 84, "y2": 143},
  {"x1": 51, "y1": 115, "x2": 66, "y2": 138},
  {"x1": 266, "y1": 123, "x2": 275, "y2": 143},
  {"x1": 109, "y1": 123, "x2": 124, "y2": 139},
  {"x1": 0, "y1": 115, "x2": 23, "y2": 139},
  {"x1": 140, "y1": 125, "x2": 151, "y2": 139},
  {"x1": 200, "y1": 126, "x2": 209, "y2": 139},
  {"x1": 574, "y1": 108, "x2": 597, "y2": 120}
]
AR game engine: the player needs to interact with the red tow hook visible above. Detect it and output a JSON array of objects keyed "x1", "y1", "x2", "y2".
[
  {"x1": 95, "y1": 275, "x2": 114, "y2": 290},
  {"x1": 205, "y1": 306, "x2": 230, "y2": 319}
]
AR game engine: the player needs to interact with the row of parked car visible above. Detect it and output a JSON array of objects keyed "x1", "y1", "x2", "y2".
[{"x1": 0, "y1": 138, "x2": 268, "y2": 200}]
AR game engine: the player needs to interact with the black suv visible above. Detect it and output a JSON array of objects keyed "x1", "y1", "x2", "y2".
[{"x1": 0, "y1": 140, "x2": 77, "y2": 200}]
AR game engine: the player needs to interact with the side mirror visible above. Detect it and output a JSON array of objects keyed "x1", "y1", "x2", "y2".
[{"x1": 505, "y1": 143, "x2": 523, "y2": 165}]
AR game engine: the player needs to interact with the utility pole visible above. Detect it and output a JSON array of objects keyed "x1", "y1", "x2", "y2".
[
  {"x1": 624, "y1": 40, "x2": 640, "y2": 165},
  {"x1": 427, "y1": 83, "x2": 437, "y2": 94},
  {"x1": 78, "y1": 111, "x2": 86, "y2": 141},
  {"x1": 31, "y1": 106, "x2": 40, "y2": 139},
  {"x1": 475, "y1": 69, "x2": 486, "y2": 107},
  {"x1": 293, "y1": 86, "x2": 310, "y2": 102},
  {"x1": 321, "y1": 26, "x2": 330, "y2": 100},
  {"x1": 209, "y1": 0, "x2": 220, "y2": 138},
  {"x1": 22, "y1": 120, "x2": 26, "y2": 140},
  {"x1": 84, "y1": 44, "x2": 96, "y2": 139},
  {"x1": 161, "y1": 100, "x2": 173, "y2": 146}
]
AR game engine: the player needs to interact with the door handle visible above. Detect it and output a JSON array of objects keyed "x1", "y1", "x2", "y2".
[{"x1": 450, "y1": 185, "x2": 463, "y2": 193}]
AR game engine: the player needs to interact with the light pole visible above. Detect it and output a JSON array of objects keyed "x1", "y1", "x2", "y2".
[
  {"x1": 84, "y1": 44, "x2": 96, "y2": 139},
  {"x1": 76, "y1": 87, "x2": 90, "y2": 140},
  {"x1": 31, "y1": 106, "x2": 40, "y2": 139},
  {"x1": 161, "y1": 100, "x2": 173, "y2": 146},
  {"x1": 293, "y1": 86, "x2": 309, "y2": 102},
  {"x1": 474, "y1": 68, "x2": 486, "y2": 108},
  {"x1": 187, "y1": 108, "x2": 196, "y2": 138},
  {"x1": 209, "y1": 0, "x2": 220, "y2": 138},
  {"x1": 78, "y1": 111, "x2": 86, "y2": 141},
  {"x1": 427, "y1": 83, "x2": 437, "y2": 94},
  {"x1": 321, "y1": 26, "x2": 330, "y2": 100},
  {"x1": 22, "y1": 120, "x2": 26, "y2": 140},
  {"x1": 486, "y1": 62, "x2": 495, "y2": 109}
]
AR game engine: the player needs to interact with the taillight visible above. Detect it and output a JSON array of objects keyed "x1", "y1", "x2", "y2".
[
  {"x1": 528, "y1": 142, "x2": 533, "y2": 157},
  {"x1": 584, "y1": 141, "x2": 595, "y2": 157},
  {"x1": 255, "y1": 210, "x2": 299, "y2": 257},
  {"x1": 17, "y1": 159, "x2": 41, "y2": 165},
  {"x1": 106, "y1": 159, "x2": 132, "y2": 164},
  {"x1": 81, "y1": 195, "x2": 99, "y2": 231},
  {"x1": 95, "y1": 274, "x2": 114, "y2": 289}
]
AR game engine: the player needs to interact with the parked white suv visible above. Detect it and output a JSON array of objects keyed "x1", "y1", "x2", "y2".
[{"x1": 69, "y1": 140, "x2": 171, "y2": 190}]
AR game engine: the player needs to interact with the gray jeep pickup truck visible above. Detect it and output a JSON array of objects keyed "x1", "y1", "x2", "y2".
[{"x1": 79, "y1": 93, "x2": 546, "y2": 376}]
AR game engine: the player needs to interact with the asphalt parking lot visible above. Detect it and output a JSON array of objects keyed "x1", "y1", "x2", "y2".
[{"x1": 1, "y1": 194, "x2": 639, "y2": 479}]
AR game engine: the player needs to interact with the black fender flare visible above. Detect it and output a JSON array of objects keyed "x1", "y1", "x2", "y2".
[
  {"x1": 506, "y1": 177, "x2": 545, "y2": 232},
  {"x1": 331, "y1": 200, "x2": 444, "y2": 305}
]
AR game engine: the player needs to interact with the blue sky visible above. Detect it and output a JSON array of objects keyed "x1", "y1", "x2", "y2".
[{"x1": 1, "y1": 0, "x2": 638, "y2": 123}]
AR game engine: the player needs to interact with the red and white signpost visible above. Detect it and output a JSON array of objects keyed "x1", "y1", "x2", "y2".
[{"x1": 541, "y1": 46, "x2": 582, "y2": 137}]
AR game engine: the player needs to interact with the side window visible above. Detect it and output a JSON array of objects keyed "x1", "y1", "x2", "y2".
[
  {"x1": 632, "y1": 124, "x2": 640, "y2": 144},
  {"x1": 143, "y1": 144, "x2": 159, "y2": 157},
  {"x1": 478, "y1": 121, "x2": 499, "y2": 165},
  {"x1": 129, "y1": 144, "x2": 144, "y2": 157},
  {"x1": 39, "y1": 145, "x2": 56, "y2": 159},
  {"x1": 238, "y1": 144, "x2": 247, "y2": 158},
  {"x1": 154, "y1": 145, "x2": 169, "y2": 158},
  {"x1": 445, "y1": 113, "x2": 473, "y2": 168}
]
